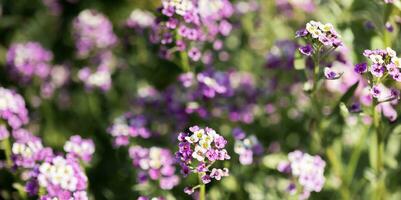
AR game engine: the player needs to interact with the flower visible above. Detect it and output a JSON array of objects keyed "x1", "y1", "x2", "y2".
[
  {"x1": 233, "y1": 128, "x2": 263, "y2": 165},
  {"x1": 176, "y1": 126, "x2": 230, "y2": 194},
  {"x1": 359, "y1": 48, "x2": 401, "y2": 102},
  {"x1": 64, "y1": 135, "x2": 95, "y2": 163},
  {"x1": 299, "y1": 44, "x2": 313, "y2": 56},
  {"x1": 107, "y1": 114, "x2": 152, "y2": 147},
  {"x1": 324, "y1": 67, "x2": 342, "y2": 80},
  {"x1": 278, "y1": 150, "x2": 326, "y2": 199},
  {"x1": 0, "y1": 87, "x2": 29, "y2": 129},
  {"x1": 73, "y1": 9, "x2": 117, "y2": 57},
  {"x1": 152, "y1": 0, "x2": 234, "y2": 63},
  {"x1": 354, "y1": 63, "x2": 367, "y2": 74},
  {"x1": 6, "y1": 42, "x2": 53, "y2": 83},
  {"x1": 298, "y1": 21, "x2": 342, "y2": 47},
  {"x1": 129, "y1": 146, "x2": 179, "y2": 190},
  {"x1": 126, "y1": 9, "x2": 155, "y2": 29}
]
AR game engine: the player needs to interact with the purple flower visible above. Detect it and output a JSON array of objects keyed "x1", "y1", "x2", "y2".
[
  {"x1": 299, "y1": 44, "x2": 313, "y2": 56},
  {"x1": 6, "y1": 42, "x2": 53, "y2": 83},
  {"x1": 64, "y1": 135, "x2": 95, "y2": 163},
  {"x1": 354, "y1": 63, "x2": 367, "y2": 74},
  {"x1": 73, "y1": 9, "x2": 117, "y2": 57},
  {"x1": 295, "y1": 28, "x2": 308, "y2": 38},
  {"x1": 278, "y1": 151, "x2": 326, "y2": 197},
  {"x1": 0, "y1": 88, "x2": 29, "y2": 129},
  {"x1": 371, "y1": 85, "x2": 382, "y2": 99},
  {"x1": 370, "y1": 64, "x2": 385, "y2": 77},
  {"x1": 188, "y1": 47, "x2": 202, "y2": 61},
  {"x1": 324, "y1": 67, "x2": 342, "y2": 80},
  {"x1": 129, "y1": 146, "x2": 179, "y2": 190},
  {"x1": 176, "y1": 126, "x2": 230, "y2": 194}
]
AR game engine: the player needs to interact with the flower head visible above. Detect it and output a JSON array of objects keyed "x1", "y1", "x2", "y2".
[
  {"x1": 278, "y1": 150, "x2": 326, "y2": 198},
  {"x1": 176, "y1": 126, "x2": 230, "y2": 194}
]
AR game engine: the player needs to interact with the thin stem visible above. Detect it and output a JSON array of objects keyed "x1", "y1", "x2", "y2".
[
  {"x1": 372, "y1": 102, "x2": 385, "y2": 200},
  {"x1": 1, "y1": 137, "x2": 13, "y2": 168},
  {"x1": 175, "y1": 32, "x2": 190, "y2": 72},
  {"x1": 198, "y1": 173, "x2": 206, "y2": 200}
]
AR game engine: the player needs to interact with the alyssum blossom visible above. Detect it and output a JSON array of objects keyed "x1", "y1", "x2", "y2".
[
  {"x1": 0, "y1": 87, "x2": 29, "y2": 129},
  {"x1": 278, "y1": 150, "x2": 326, "y2": 200},
  {"x1": 355, "y1": 48, "x2": 401, "y2": 102},
  {"x1": 129, "y1": 146, "x2": 179, "y2": 190},
  {"x1": 6, "y1": 42, "x2": 53, "y2": 83},
  {"x1": 176, "y1": 126, "x2": 230, "y2": 195},
  {"x1": 296, "y1": 20, "x2": 342, "y2": 57},
  {"x1": 232, "y1": 128, "x2": 263, "y2": 165},
  {"x1": 107, "y1": 113, "x2": 151, "y2": 147},
  {"x1": 152, "y1": 0, "x2": 234, "y2": 62}
]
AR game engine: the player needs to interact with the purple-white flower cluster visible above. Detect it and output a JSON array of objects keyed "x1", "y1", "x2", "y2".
[
  {"x1": 73, "y1": 9, "x2": 117, "y2": 57},
  {"x1": 152, "y1": 0, "x2": 234, "y2": 62},
  {"x1": 126, "y1": 9, "x2": 155, "y2": 29},
  {"x1": 129, "y1": 146, "x2": 179, "y2": 190},
  {"x1": 232, "y1": 128, "x2": 263, "y2": 165},
  {"x1": 297, "y1": 21, "x2": 342, "y2": 56},
  {"x1": 0, "y1": 87, "x2": 29, "y2": 129},
  {"x1": 6, "y1": 42, "x2": 71, "y2": 100},
  {"x1": 176, "y1": 126, "x2": 230, "y2": 194},
  {"x1": 64, "y1": 135, "x2": 95, "y2": 163},
  {"x1": 356, "y1": 48, "x2": 401, "y2": 102},
  {"x1": 73, "y1": 10, "x2": 117, "y2": 91},
  {"x1": 9, "y1": 129, "x2": 94, "y2": 200},
  {"x1": 278, "y1": 150, "x2": 326, "y2": 199},
  {"x1": 6, "y1": 42, "x2": 53, "y2": 83},
  {"x1": 107, "y1": 113, "x2": 151, "y2": 147}
]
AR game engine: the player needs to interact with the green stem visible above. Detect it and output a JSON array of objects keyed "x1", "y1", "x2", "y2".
[
  {"x1": 1, "y1": 137, "x2": 12, "y2": 168},
  {"x1": 372, "y1": 102, "x2": 385, "y2": 200},
  {"x1": 198, "y1": 174, "x2": 206, "y2": 200},
  {"x1": 346, "y1": 125, "x2": 368, "y2": 186},
  {"x1": 175, "y1": 32, "x2": 190, "y2": 72}
]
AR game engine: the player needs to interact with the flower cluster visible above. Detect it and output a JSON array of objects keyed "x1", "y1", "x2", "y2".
[
  {"x1": 126, "y1": 9, "x2": 155, "y2": 29},
  {"x1": 0, "y1": 87, "x2": 29, "y2": 129},
  {"x1": 73, "y1": 10, "x2": 117, "y2": 91},
  {"x1": 6, "y1": 42, "x2": 53, "y2": 83},
  {"x1": 152, "y1": 0, "x2": 234, "y2": 62},
  {"x1": 275, "y1": 0, "x2": 315, "y2": 18},
  {"x1": 232, "y1": 128, "x2": 263, "y2": 165},
  {"x1": 129, "y1": 146, "x2": 179, "y2": 190},
  {"x1": 73, "y1": 9, "x2": 117, "y2": 57},
  {"x1": 6, "y1": 127, "x2": 94, "y2": 199},
  {"x1": 296, "y1": 21, "x2": 342, "y2": 56},
  {"x1": 107, "y1": 113, "x2": 151, "y2": 147},
  {"x1": 64, "y1": 135, "x2": 95, "y2": 163},
  {"x1": 176, "y1": 126, "x2": 230, "y2": 194},
  {"x1": 355, "y1": 48, "x2": 401, "y2": 102},
  {"x1": 278, "y1": 150, "x2": 326, "y2": 199},
  {"x1": 37, "y1": 156, "x2": 89, "y2": 199}
]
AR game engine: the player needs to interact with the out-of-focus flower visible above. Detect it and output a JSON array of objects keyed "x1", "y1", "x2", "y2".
[
  {"x1": 73, "y1": 9, "x2": 117, "y2": 57},
  {"x1": 152, "y1": 0, "x2": 234, "y2": 63},
  {"x1": 233, "y1": 128, "x2": 263, "y2": 165},
  {"x1": 37, "y1": 156, "x2": 89, "y2": 199},
  {"x1": 64, "y1": 135, "x2": 95, "y2": 163},
  {"x1": 275, "y1": 0, "x2": 315, "y2": 17},
  {"x1": 126, "y1": 9, "x2": 155, "y2": 29},
  {"x1": 129, "y1": 146, "x2": 179, "y2": 190},
  {"x1": 6, "y1": 42, "x2": 53, "y2": 83},
  {"x1": 0, "y1": 87, "x2": 29, "y2": 129},
  {"x1": 107, "y1": 114, "x2": 151, "y2": 147},
  {"x1": 278, "y1": 150, "x2": 326, "y2": 199}
]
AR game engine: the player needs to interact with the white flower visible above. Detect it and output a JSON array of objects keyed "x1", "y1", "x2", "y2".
[
  {"x1": 387, "y1": 47, "x2": 397, "y2": 58},
  {"x1": 369, "y1": 54, "x2": 384, "y2": 64}
]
